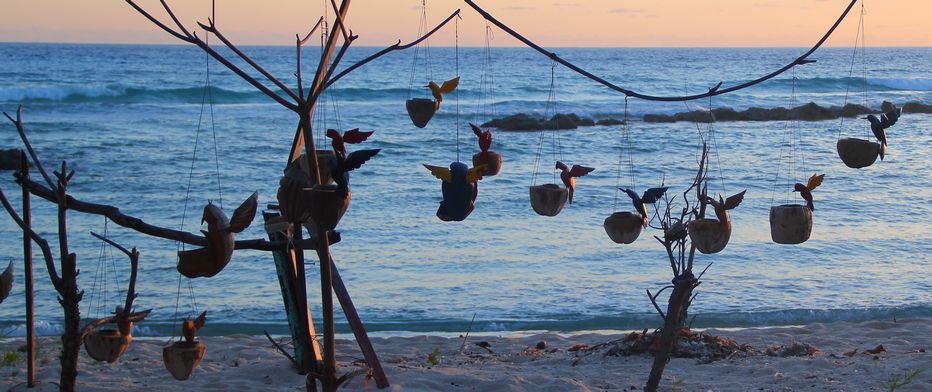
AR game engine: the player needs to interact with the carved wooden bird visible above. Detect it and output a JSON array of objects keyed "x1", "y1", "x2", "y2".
[
  {"x1": 182, "y1": 311, "x2": 207, "y2": 343},
  {"x1": 177, "y1": 192, "x2": 258, "y2": 278},
  {"x1": 0, "y1": 260, "x2": 12, "y2": 304},
  {"x1": 555, "y1": 161, "x2": 594, "y2": 204},
  {"x1": 329, "y1": 149, "x2": 380, "y2": 199},
  {"x1": 427, "y1": 76, "x2": 459, "y2": 105},
  {"x1": 706, "y1": 190, "x2": 747, "y2": 223},
  {"x1": 793, "y1": 173, "x2": 824, "y2": 211},
  {"x1": 470, "y1": 123, "x2": 492, "y2": 153},
  {"x1": 864, "y1": 104, "x2": 901, "y2": 160},
  {"x1": 424, "y1": 162, "x2": 486, "y2": 222},
  {"x1": 326, "y1": 128, "x2": 374, "y2": 159},
  {"x1": 621, "y1": 187, "x2": 669, "y2": 226}
]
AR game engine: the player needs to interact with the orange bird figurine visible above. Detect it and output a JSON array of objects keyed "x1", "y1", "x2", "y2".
[
  {"x1": 182, "y1": 311, "x2": 207, "y2": 342},
  {"x1": 793, "y1": 173, "x2": 825, "y2": 211},
  {"x1": 470, "y1": 123, "x2": 492, "y2": 153},
  {"x1": 555, "y1": 161, "x2": 594, "y2": 204},
  {"x1": 706, "y1": 190, "x2": 747, "y2": 222}
]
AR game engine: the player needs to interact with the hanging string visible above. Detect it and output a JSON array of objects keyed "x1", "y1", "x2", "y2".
[
  {"x1": 454, "y1": 15, "x2": 460, "y2": 162},
  {"x1": 857, "y1": 1, "x2": 869, "y2": 139},
  {"x1": 707, "y1": 95, "x2": 726, "y2": 196},
  {"x1": 770, "y1": 71, "x2": 797, "y2": 207},
  {"x1": 408, "y1": 0, "x2": 432, "y2": 98},
  {"x1": 838, "y1": 0, "x2": 866, "y2": 138},
  {"x1": 612, "y1": 96, "x2": 630, "y2": 212},
  {"x1": 547, "y1": 61, "x2": 562, "y2": 184}
]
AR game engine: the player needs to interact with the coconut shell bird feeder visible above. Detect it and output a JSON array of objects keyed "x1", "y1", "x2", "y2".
[
  {"x1": 836, "y1": 137, "x2": 880, "y2": 169},
  {"x1": 425, "y1": 162, "x2": 486, "y2": 221},
  {"x1": 603, "y1": 99, "x2": 652, "y2": 244},
  {"x1": 688, "y1": 190, "x2": 746, "y2": 254},
  {"x1": 176, "y1": 193, "x2": 258, "y2": 278},
  {"x1": 82, "y1": 233, "x2": 151, "y2": 363},
  {"x1": 770, "y1": 174, "x2": 823, "y2": 244},
  {"x1": 603, "y1": 211, "x2": 644, "y2": 244},
  {"x1": 163, "y1": 311, "x2": 208, "y2": 381}
]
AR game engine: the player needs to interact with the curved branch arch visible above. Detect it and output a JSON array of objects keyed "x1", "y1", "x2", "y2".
[{"x1": 464, "y1": 0, "x2": 858, "y2": 102}]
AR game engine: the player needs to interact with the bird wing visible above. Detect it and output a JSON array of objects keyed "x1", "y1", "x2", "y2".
[
  {"x1": 569, "y1": 165, "x2": 595, "y2": 177},
  {"x1": 470, "y1": 123, "x2": 483, "y2": 138},
  {"x1": 227, "y1": 191, "x2": 259, "y2": 233},
  {"x1": 640, "y1": 187, "x2": 669, "y2": 204},
  {"x1": 193, "y1": 310, "x2": 207, "y2": 331},
  {"x1": 466, "y1": 165, "x2": 487, "y2": 183},
  {"x1": 423, "y1": 164, "x2": 452, "y2": 182},
  {"x1": 881, "y1": 107, "x2": 901, "y2": 128},
  {"x1": 621, "y1": 188, "x2": 640, "y2": 202},
  {"x1": 722, "y1": 190, "x2": 747, "y2": 210},
  {"x1": 342, "y1": 128, "x2": 374, "y2": 144},
  {"x1": 806, "y1": 173, "x2": 825, "y2": 191},
  {"x1": 343, "y1": 149, "x2": 381, "y2": 172},
  {"x1": 439, "y1": 76, "x2": 460, "y2": 94},
  {"x1": 325, "y1": 128, "x2": 341, "y2": 141}
]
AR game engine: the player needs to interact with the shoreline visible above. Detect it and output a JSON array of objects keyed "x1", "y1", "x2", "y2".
[{"x1": 2, "y1": 318, "x2": 929, "y2": 391}]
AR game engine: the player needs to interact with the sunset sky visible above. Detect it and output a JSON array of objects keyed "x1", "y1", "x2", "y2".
[{"x1": 1, "y1": 1, "x2": 929, "y2": 47}]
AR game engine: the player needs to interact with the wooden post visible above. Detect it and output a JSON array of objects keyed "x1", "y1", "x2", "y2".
[
  {"x1": 314, "y1": 227, "x2": 337, "y2": 390},
  {"x1": 330, "y1": 256, "x2": 389, "y2": 388},
  {"x1": 20, "y1": 151, "x2": 36, "y2": 387},
  {"x1": 264, "y1": 211, "x2": 322, "y2": 374}
]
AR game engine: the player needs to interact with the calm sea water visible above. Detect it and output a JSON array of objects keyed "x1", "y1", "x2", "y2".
[{"x1": 0, "y1": 44, "x2": 929, "y2": 337}]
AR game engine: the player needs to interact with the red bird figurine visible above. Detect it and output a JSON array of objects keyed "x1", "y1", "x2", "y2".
[
  {"x1": 793, "y1": 173, "x2": 825, "y2": 211},
  {"x1": 326, "y1": 128, "x2": 374, "y2": 158},
  {"x1": 555, "y1": 161, "x2": 594, "y2": 204},
  {"x1": 470, "y1": 123, "x2": 492, "y2": 153}
]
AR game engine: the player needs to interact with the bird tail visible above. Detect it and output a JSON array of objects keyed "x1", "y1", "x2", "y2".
[
  {"x1": 879, "y1": 142, "x2": 886, "y2": 160},
  {"x1": 807, "y1": 200, "x2": 815, "y2": 212}
]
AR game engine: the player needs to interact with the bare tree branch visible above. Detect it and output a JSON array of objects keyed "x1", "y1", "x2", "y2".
[
  {"x1": 0, "y1": 186, "x2": 62, "y2": 289},
  {"x1": 16, "y1": 175, "x2": 339, "y2": 251},
  {"x1": 325, "y1": 9, "x2": 461, "y2": 89},
  {"x1": 4, "y1": 106, "x2": 55, "y2": 190},
  {"x1": 199, "y1": 18, "x2": 301, "y2": 102}
]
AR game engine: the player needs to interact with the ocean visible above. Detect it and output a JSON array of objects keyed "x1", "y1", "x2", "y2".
[{"x1": 0, "y1": 43, "x2": 929, "y2": 337}]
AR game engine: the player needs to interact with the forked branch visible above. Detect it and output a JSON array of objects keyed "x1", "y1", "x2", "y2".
[
  {"x1": 81, "y1": 232, "x2": 151, "y2": 339},
  {"x1": 325, "y1": 9, "x2": 461, "y2": 89}
]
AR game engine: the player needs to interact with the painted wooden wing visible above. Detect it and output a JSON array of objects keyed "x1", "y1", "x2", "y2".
[
  {"x1": 466, "y1": 164, "x2": 488, "y2": 184},
  {"x1": 439, "y1": 76, "x2": 460, "y2": 94},
  {"x1": 342, "y1": 128, "x2": 374, "y2": 144},
  {"x1": 568, "y1": 165, "x2": 594, "y2": 177},
  {"x1": 343, "y1": 149, "x2": 381, "y2": 172},
  {"x1": 806, "y1": 174, "x2": 825, "y2": 191},
  {"x1": 228, "y1": 191, "x2": 259, "y2": 233},
  {"x1": 0, "y1": 260, "x2": 12, "y2": 304},
  {"x1": 423, "y1": 164, "x2": 452, "y2": 182},
  {"x1": 641, "y1": 187, "x2": 669, "y2": 204},
  {"x1": 722, "y1": 190, "x2": 747, "y2": 210}
]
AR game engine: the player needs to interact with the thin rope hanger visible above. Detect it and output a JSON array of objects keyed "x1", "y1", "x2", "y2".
[
  {"x1": 455, "y1": 15, "x2": 461, "y2": 162},
  {"x1": 612, "y1": 96, "x2": 631, "y2": 213},
  {"x1": 838, "y1": 0, "x2": 866, "y2": 139}
]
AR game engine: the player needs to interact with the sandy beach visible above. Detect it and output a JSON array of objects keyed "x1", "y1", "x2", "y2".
[{"x1": 0, "y1": 318, "x2": 928, "y2": 391}]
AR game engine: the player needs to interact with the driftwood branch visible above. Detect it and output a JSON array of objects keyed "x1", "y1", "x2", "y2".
[
  {"x1": 646, "y1": 286, "x2": 673, "y2": 321},
  {"x1": 199, "y1": 18, "x2": 301, "y2": 102},
  {"x1": 0, "y1": 186, "x2": 63, "y2": 289},
  {"x1": 265, "y1": 330, "x2": 300, "y2": 369},
  {"x1": 464, "y1": 0, "x2": 856, "y2": 102},
  {"x1": 125, "y1": 0, "x2": 299, "y2": 112},
  {"x1": 325, "y1": 9, "x2": 461, "y2": 89},
  {"x1": 296, "y1": 16, "x2": 326, "y2": 99},
  {"x1": 16, "y1": 175, "x2": 338, "y2": 251},
  {"x1": 4, "y1": 107, "x2": 55, "y2": 190}
]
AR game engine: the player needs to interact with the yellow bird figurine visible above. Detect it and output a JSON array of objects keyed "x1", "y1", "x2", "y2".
[{"x1": 427, "y1": 76, "x2": 460, "y2": 106}]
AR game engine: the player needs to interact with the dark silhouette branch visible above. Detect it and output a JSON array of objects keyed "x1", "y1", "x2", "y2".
[
  {"x1": 296, "y1": 17, "x2": 326, "y2": 99},
  {"x1": 124, "y1": 0, "x2": 300, "y2": 112},
  {"x1": 325, "y1": 9, "x2": 461, "y2": 89},
  {"x1": 0, "y1": 186, "x2": 62, "y2": 289},
  {"x1": 81, "y1": 232, "x2": 151, "y2": 339},
  {"x1": 464, "y1": 0, "x2": 856, "y2": 102},
  {"x1": 199, "y1": 18, "x2": 302, "y2": 102},
  {"x1": 4, "y1": 107, "x2": 55, "y2": 190},
  {"x1": 15, "y1": 175, "x2": 339, "y2": 252}
]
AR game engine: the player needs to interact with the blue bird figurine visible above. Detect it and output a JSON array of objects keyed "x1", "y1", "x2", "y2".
[{"x1": 424, "y1": 161, "x2": 487, "y2": 221}]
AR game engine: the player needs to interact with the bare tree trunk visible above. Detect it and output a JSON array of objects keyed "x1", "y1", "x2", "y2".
[
  {"x1": 645, "y1": 273, "x2": 696, "y2": 392},
  {"x1": 59, "y1": 274, "x2": 82, "y2": 392}
]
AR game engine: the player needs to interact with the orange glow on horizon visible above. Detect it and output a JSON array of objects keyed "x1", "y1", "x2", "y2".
[{"x1": 0, "y1": 1, "x2": 929, "y2": 48}]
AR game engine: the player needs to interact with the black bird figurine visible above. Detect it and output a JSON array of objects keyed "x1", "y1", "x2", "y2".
[
  {"x1": 864, "y1": 103, "x2": 901, "y2": 160},
  {"x1": 329, "y1": 149, "x2": 380, "y2": 198},
  {"x1": 622, "y1": 187, "x2": 669, "y2": 227}
]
